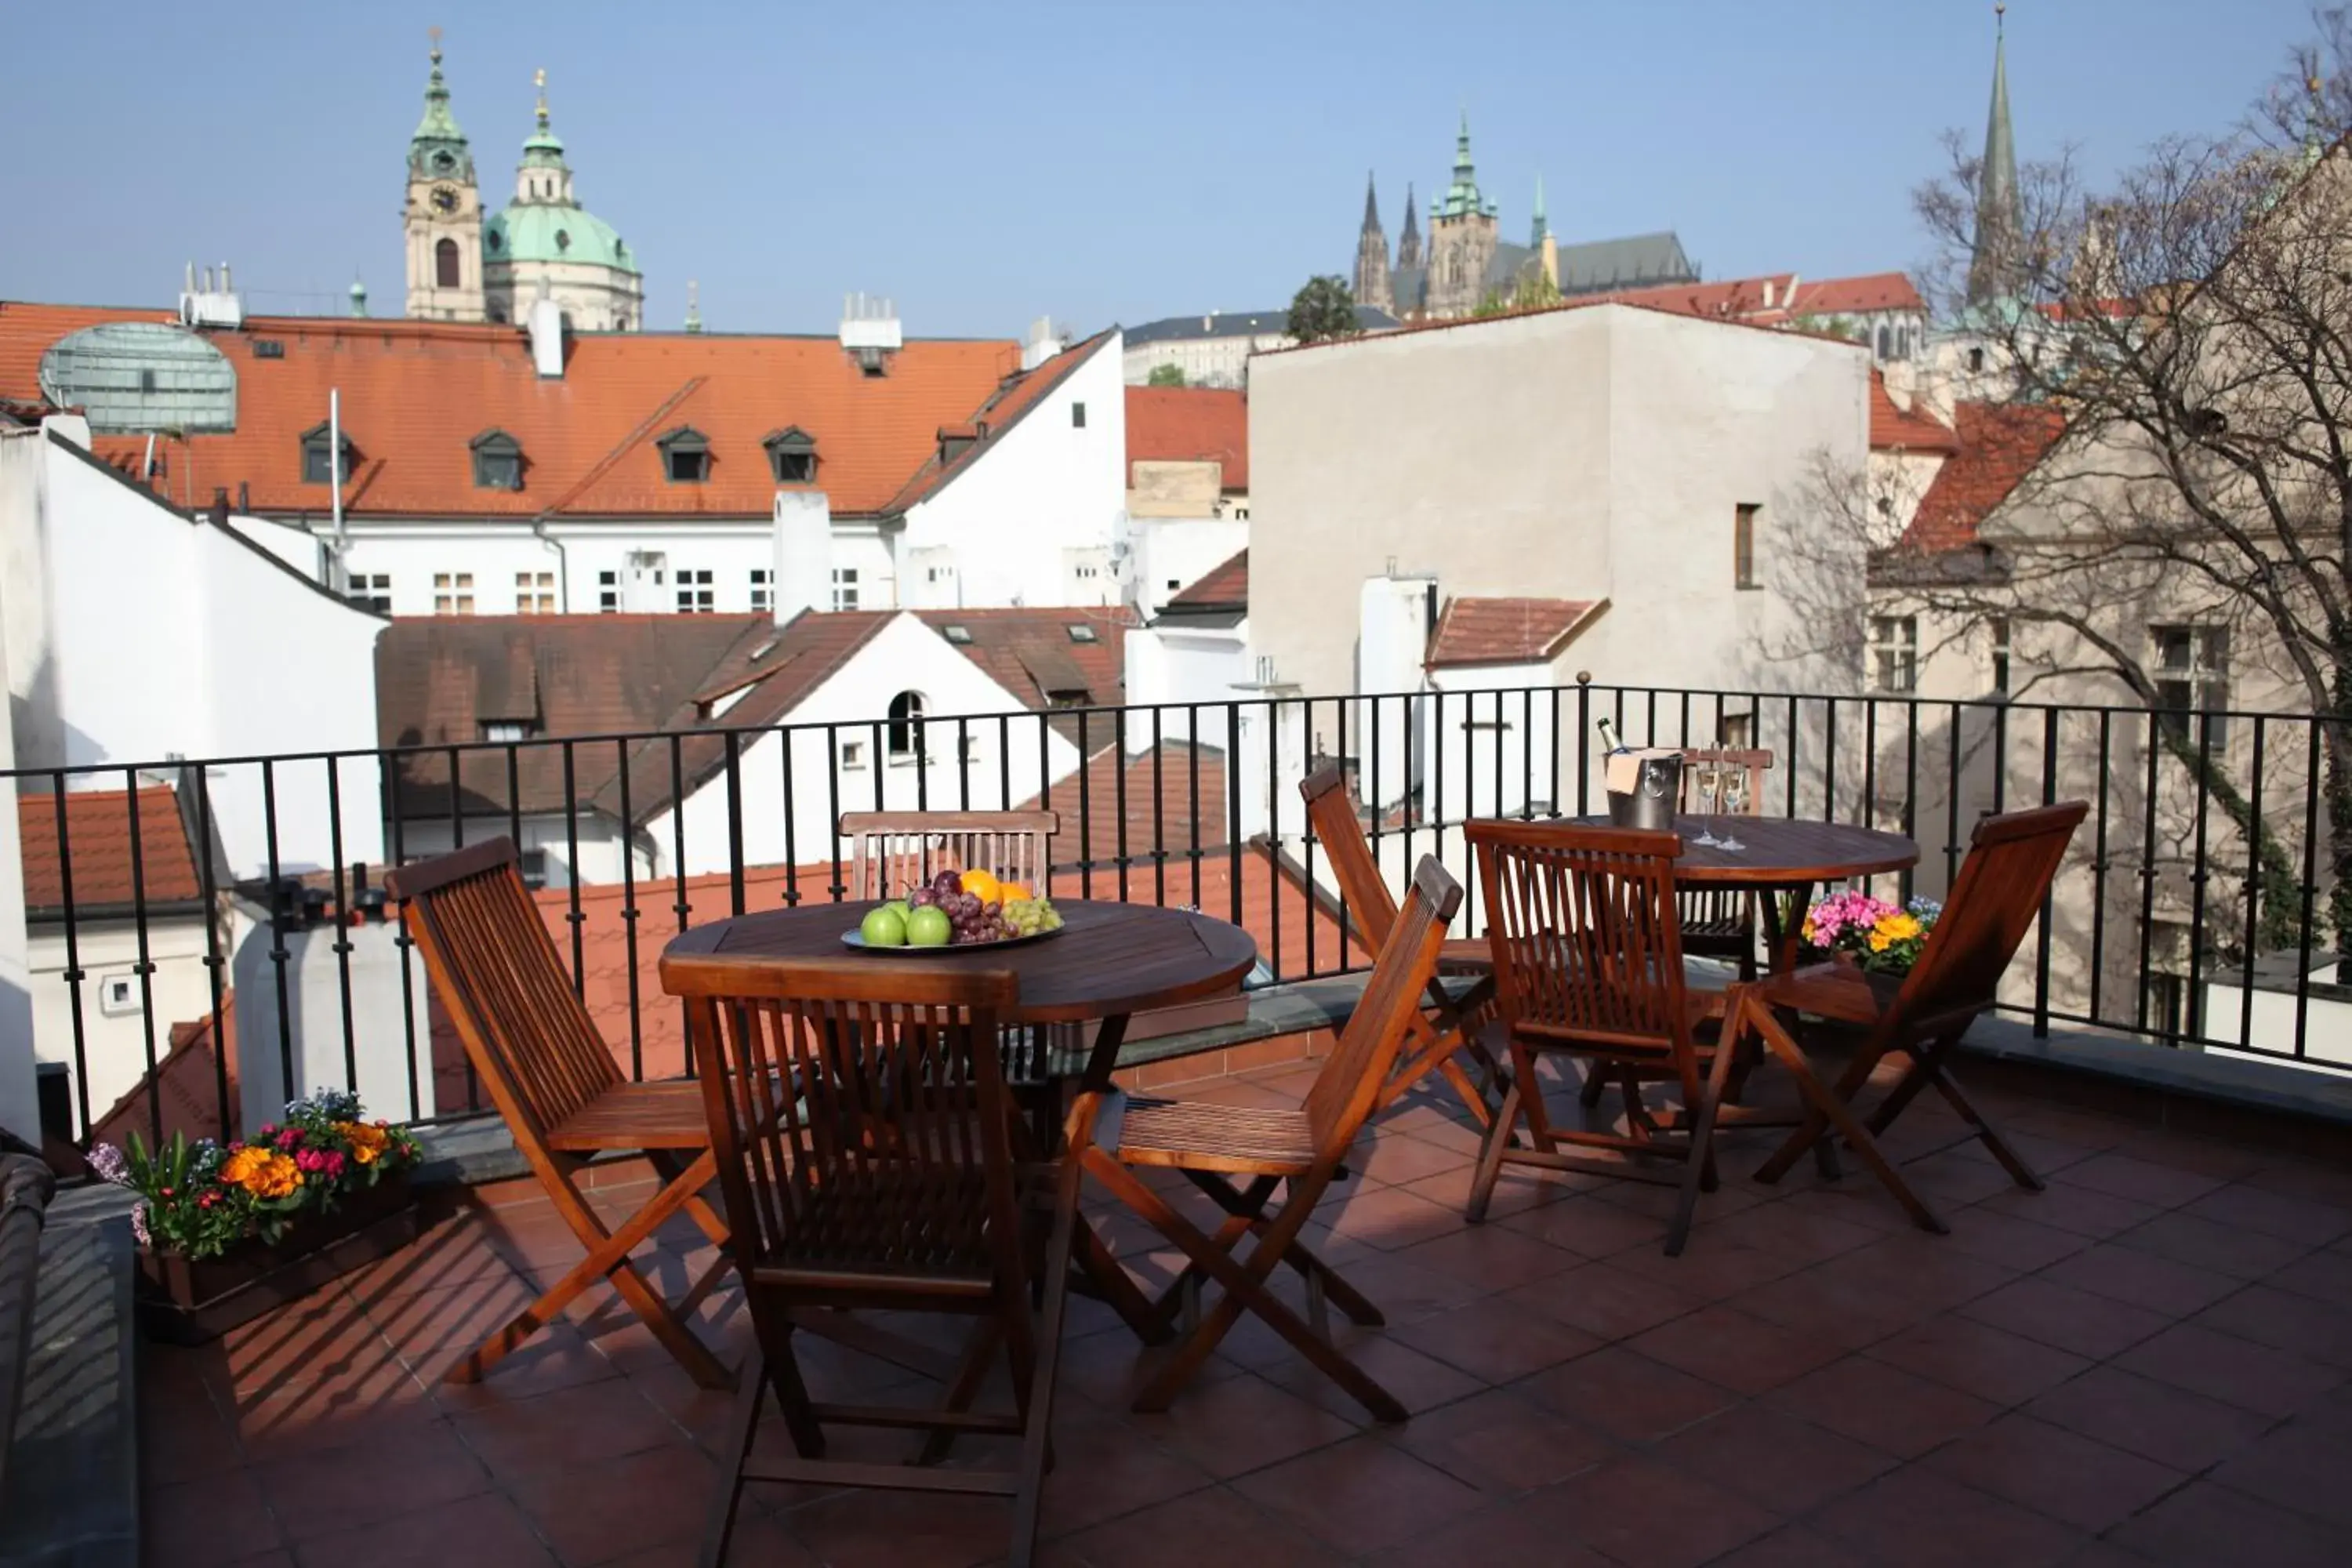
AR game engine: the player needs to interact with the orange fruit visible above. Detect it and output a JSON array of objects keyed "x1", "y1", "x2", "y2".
[
  {"x1": 959, "y1": 868, "x2": 1003, "y2": 905},
  {"x1": 999, "y1": 880, "x2": 1033, "y2": 903}
]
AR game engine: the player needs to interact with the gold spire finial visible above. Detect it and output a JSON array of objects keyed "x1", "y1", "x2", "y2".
[
  {"x1": 1994, "y1": 1, "x2": 2005, "y2": 33},
  {"x1": 533, "y1": 67, "x2": 548, "y2": 126}
]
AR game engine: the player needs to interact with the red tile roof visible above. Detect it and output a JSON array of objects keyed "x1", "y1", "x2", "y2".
[
  {"x1": 18, "y1": 786, "x2": 204, "y2": 914},
  {"x1": 1788, "y1": 272, "x2": 1927, "y2": 318},
  {"x1": 1166, "y1": 549, "x2": 1247, "y2": 611},
  {"x1": 1902, "y1": 401, "x2": 2066, "y2": 553},
  {"x1": 1125, "y1": 386, "x2": 1248, "y2": 491},
  {"x1": 1870, "y1": 371, "x2": 1960, "y2": 454},
  {"x1": 1426, "y1": 597, "x2": 1605, "y2": 668},
  {"x1": 0, "y1": 300, "x2": 1063, "y2": 520},
  {"x1": 877, "y1": 330, "x2": 1116, "y2": 514},
  {"x1": 916, "y1": 607, "x2": 1135, "y2": 743},
  {"x1": 89, "y1": 994, "x2": 238, "y2": 1153}
]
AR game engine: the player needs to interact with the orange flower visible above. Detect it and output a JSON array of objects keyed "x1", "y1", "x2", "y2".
[
  {"x1": 336, "y1": 1121, "x2": 390, "y2": 1166},
  {"x1": 222, "y1": 1145, "x2": 301, "y2": 1198}
]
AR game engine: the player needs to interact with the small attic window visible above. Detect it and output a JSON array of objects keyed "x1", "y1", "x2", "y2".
[
  {"x1": 481, "y1": 719, "x2": 536, "y2": 743},
  {"x1": 1066, "y1": 624, "x2": 1099, "y2": 644},
  {"x1": 555, "y1": 229, "x2": 572, "y2": 252},
  {"x1": 942, "y1": 624, "x2": 973, "y2": 644},
  {"x1": 299, "y1": 422, "x2": 353, "y2": 486},
  {"x1": 657, "y1": 426, "x2": 711, "y2": 484},
  {"x1": 470, "y1": 429, "x2": 523, "y2": 490},
  {"x1": 763, "y1": 426, "x2": 818, "y2": 485}
]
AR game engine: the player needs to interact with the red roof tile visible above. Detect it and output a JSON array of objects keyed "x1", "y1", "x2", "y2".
[
  {"x1": 1902, "y1": 401, "x2": 2065, "y2": 553},
  {"x1": 877, "y1": 330, "x2": 1116, "y2": 514},
  {"x1": 1870, "y1": 371, "x2": 1960, "y2": 454},
  {"x1": 1166, "y1": 550, "x2": 1247, "y2": 610},
  {"x1": 18, "y1": 786, "x2": 203, "y2": 913},
  {"x1": 915, "y1": 607, "x2": 1135, "y2": 743},
  {"x1": 1125, "y1": 386, "x2": 1248, "y2": 491},
  {"x1": 89, "y1": 993, "x2": 238, "y2": 1152},
  {"x1": 0, "y1": 301, "x2": 1052, "y2": 520},
  {"x1": 1789, "y1": 272, "x2": 1927, "y2": 318},
  {"x1": 1426, "y1": 597, "x2": 1605, "y2": 668}
]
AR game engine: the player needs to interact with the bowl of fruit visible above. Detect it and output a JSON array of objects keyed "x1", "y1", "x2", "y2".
[{"x1": 844, "y1": 868, "x2": 1066, "y2": 953}]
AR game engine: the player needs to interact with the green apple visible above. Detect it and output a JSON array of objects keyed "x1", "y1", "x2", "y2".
[
  {"x1": 905, "y1": 906, "x2": 952, "y2": 947},
  {"x1": 881, "y1": 899, "x2": 911, "y2": 922},
  {"x1": 858, "y1": 906, "x2": 907, "y2": 947}
]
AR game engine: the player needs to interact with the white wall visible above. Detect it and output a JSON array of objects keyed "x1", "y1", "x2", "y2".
[
  {"x1": 1123, "y1": 619, "x2": 1251, "y2": 755},
  {"x1": 2, "y1": 425, "x2": 386, "y2": 877},
  {"x1": 1126, "y1": 516, "x2": 1248, "y2": 618},
  {"x1": 0, "y1": 503, "x2": 38, "y2": 1140},
  {"x1": 395, "y1": 811, "x2": 637, "y2": 889},
  {"x1": 897, "y1": 336, "x2": 1128, "y2": 609},
  {"x1": 1428, "y1": 662, "x2": 1563, "y2": 818},
  {"x1": 233, "y1": 915, "x2": 434, "y2": 1134},
  {"x1": 29, "y1": 913, "x2": 220, "y2": 1133},
  {"x1": 648, "y1": 613, "x2": 1082, "y2": 878}
]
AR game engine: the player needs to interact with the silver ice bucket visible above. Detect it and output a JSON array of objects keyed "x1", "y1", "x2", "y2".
[{"x1": 1605, "y1": 752, "x2": 1682, "y2": 833}]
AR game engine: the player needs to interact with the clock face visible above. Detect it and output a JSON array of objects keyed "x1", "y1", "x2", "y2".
[{"x1": 431, "y1": 185, "x2": 460, "y2": 214}]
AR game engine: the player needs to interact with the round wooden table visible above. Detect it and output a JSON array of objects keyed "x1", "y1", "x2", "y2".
[{"x1": 1571, "y1": 815, "x2": 1919, "y2": 968}]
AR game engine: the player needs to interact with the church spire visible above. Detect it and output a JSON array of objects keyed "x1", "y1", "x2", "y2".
[
  {"x1": 408, "y1": 27, "x2": 474, "y2": 181},
  {"x1": 1439, "y1": 111, "x2": 1492, "y2": 220},
  {"x1": 1361, "y1": 171, "x2": 1382, "y2": 235},
  {"x1": 1397, "y1": 180, "x2": 1423, "y2": 272},
  {"x1": 1530, "y1": 174, "x2": 1548, "y2": 249},
  {"x1": 1967, "y1": 3, "x2": 2024, "y2": 305}
]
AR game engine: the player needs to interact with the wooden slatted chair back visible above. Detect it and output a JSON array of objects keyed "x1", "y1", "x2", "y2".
[
  {"x1": 1301, "y1": 856, "x2": 1465, "y2": 1151},
  {"x1": 1300, "y1": 764, "x2": 1399, "y2": 950},
  {"x1": 1678, "y1": 749, "x2": 1774, "y2": 815},
  {"x1": 1468, "y1": 820, "x2": 1694, "y2": 1065},
  {"x1": 665, "y1": 955, "x2": 1027, "y2": 1288},
  {"x1": 1896, "y1": 802, "x2": 2089, "y2": 1026},
  {"x1": 840, "y1": 811, "x2": 1058, "y2": 901},
  {"x1": 387, "y1": 838, "x2": 622, "y2": 1142}
]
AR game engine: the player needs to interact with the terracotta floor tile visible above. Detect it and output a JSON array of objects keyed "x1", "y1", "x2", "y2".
[
  {"x1": 1922, "y1": 1411, "x2": 2185, "y2": 1531},
  {"x1": 1651, "y1": 1403, "x2": 1896, "y2": 1515},
  {"x1": 2113, "y1": 1320, "x2": 2346, "y2": 1418},
  {"x1": 1539, "y1": 1453, "x2": 1784, "y2": 1568},
  {"x1": 2266, "y1": 1246, "x2": 2352, "y2": 1307},
  {"x1": 1696, "y1": 1197, "x2": 1896, "y2": 1266},
  {"x1": 775, "y1": 1486, "x2": 1024, "y2": 1568},
  {"x1": 1125, "y1": 1370, "x2": 1362, "y2": 1480},
  {"x1": 506, "y1": 1439, "x2": 716, "y2": 1566},
  {"x1": 289, "y1": 1490, "x2": 561, "y2": 1568},
  {"x1": 1392, "y1": 1294, "x2": 1600, "y2": 1383},
  {"x1": 1958, "y1": 1276, "x2": 2173, "y2": 1359},
  {"x1": 2107, "y1": 1479, "x2": 2352, "y2": 1567},
  {"x1": 1975, "y1": 1181, "x2": 2161, "y2": 1240},
  {"x1": 1054, "y1": 1485, "x2": 1350, "y2": 1568},
  {"x1": 1936, "y1": 1204, "x2": 2095, "y2": 1272},
  {"x1": 1810, "y1": 1465, "x2": 2088, "y2": 1568},
  {"x1": 1863, "y1": 1316, "x2": 2092, "y2": 1406},
  {"x1": 448, "y1": 1376, "x2": 690, "y2": 1479},
  {"x1": 1316, "y1": 1185, "x2": 1468, "y2": 1252},
  {"x1": 1261, "y1": 1328, "x2": 1487, "y2": 1419},
  {"x1": 1625, "y1": 1303, "x2": 1846, "y2": 1396},
  {"x1": 2191, "y1": 1281, "x2": 2352, "y2": 1370},
  {"x1": 1702, "y1": 1523, "x2": 1882, "y2": 1568},
  {"x1": 1520, "y1": 1345, "x2": 1738, "y2": 1443},
  {"x1": 2209, "y1": 1413, "x2": 2352, "y2": 1530},
  {"x1": 2243, "y1": 1160, "x2": 2352, "y2": 1211},
  {"x1": 597, "y1": 1512, "x2": 815, "y2": 1568},
  {"x1": 252, "y1": 1417, "x2": 495, "y2": 1541},
  {"x1": 1731, "y1": 1262, "x2": 1922, "y2": 1352},
  {"x1": 2036, "y1": 1237, "x2": 2255, "y2": 1322},
  {"x1": 2180, "y1": 1181, "x2": 2352, "y2": 1247},
  {"x1": 1351, "y1": 1128, "x2": 1476, "y2": 1186},
  {"x1": 1230, "y1": 1433, "x2": 1486, "y2": 1554},
  {"x1": 1392, "y1": 1221, "x2": 1581, "y2": 1293},
  {"x1": 2054, "y1": 1152, "x2": 2229, "y2": 1210},
  {"x1": 2105, "y1": 1130, "x2": 2270, "y2": 1181},
  {"x1": 1355, "y1": 1490, "x2": 1618, "y2": 1568},
  {"x1": 1766, "y1": 1355, "x2": 2000, "y2": 1459},
  {"x1": 2112, "y1": 1209, "x2": 2314, "y2": 1282},
  {"x1": 1610, "y1": 1236, "x2": 1807, "y2": 1302},
  {"x1": 140, "y1": 1374, "x2": 245, "y2": 1486},
  {"x1": 222, "y1": 1359, "x2": 444, "y2": 1463},
  {"x1": 1029, "y1": 1409, "x2": 1217, "y2": 1537},
  {"x1": 145, "y1": 1468, "x2": 285, "y2": 1568},
  {"x1": 2025, "y1": 1365, "x2": 2275, "y2": 1472},
  {"x1": 1907, "y1": 1148, "x2": 2035, "y2": 1207},
  {"x1": 1380, "y1": 1385, "x2": 1620, "y2": 1495},
  {"x1": 1495, "y1": 1192, "x2": 1669, "y2": 1258},
  {"x1": 1312, "y1": 1247, "x2": 1490, "y2": 1327},
  {"x1": 1500, "y1": 1258, "x2": 1707, "y2": 1343}
]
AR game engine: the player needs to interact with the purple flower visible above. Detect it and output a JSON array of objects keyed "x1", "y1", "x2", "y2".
[
  {"x1": 129, "y1": 1200, "x2": 150, "y2": 1248},
  {"x1": 87, "y1": 1143, "x2": 129, "y2": 1185}
]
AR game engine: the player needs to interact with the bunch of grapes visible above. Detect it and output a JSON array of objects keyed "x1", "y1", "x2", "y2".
[
  {"x1": 909, "y1": 869, "x2": 1013, "y2": 945},
  {"x1": 1002, "y1": 896, "x2": 1064, "y2": 938}
]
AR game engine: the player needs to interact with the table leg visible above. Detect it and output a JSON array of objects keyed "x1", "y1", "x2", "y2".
[{"x1": 1060, "y1": 1013, "x2": 1174, "y2": 1343}]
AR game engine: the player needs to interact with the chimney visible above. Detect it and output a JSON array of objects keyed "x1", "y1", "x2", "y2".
[
  {"x1": 771, "y1": 491, "x2": 833, "y2": 626},
  {"x1": 1020, "y1": 315, "x2": 1062, "y2": 372},
  {"x1": 178, "y1": 260, "x2": 245, "y2": 329},
  {"x1": 528, "y1": 294, "x2": 564, "y2": 378},
  {"x1": 838, "y1": 292, "x2": 903, "y2": 376},
  {"x1": 209, "y1": 488, "x2": 230, "y2": 527}
]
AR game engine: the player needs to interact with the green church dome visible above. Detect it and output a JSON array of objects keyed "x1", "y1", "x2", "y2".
[{"x1": 485, "y1": 201, "x2": 639, "y2": 275}]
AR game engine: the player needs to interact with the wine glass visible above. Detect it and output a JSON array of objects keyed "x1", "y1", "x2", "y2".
[
  {"x1": 1689, "y1": 761, "x2": 1722, "y2": 848},
  {"x1": 1718, "y1": 764, "x2": 1748, "y2": 852}
]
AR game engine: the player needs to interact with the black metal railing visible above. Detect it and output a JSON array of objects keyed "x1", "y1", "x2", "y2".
[{"x1": 15, "y1": 679, "x2": 2343, "y2": 1150}]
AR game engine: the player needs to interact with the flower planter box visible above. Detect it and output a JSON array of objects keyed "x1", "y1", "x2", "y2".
[{"x1": 135, "y1": 1174, "x2": 417, "y2": 1345}]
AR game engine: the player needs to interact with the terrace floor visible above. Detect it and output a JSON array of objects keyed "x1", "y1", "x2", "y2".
[{"x1": 142, "y1": 1054, "x2": 2352, "y2": 1568}]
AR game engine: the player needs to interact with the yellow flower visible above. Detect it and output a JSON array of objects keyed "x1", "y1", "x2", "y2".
[
  {"x1": 336, "y1": 1121, "x2": 390, "y2": 1166},
  {"x1": 222, "y1": 1146, "x2": 301, "y2": 1199},
  {"x1": 1801, "y1": 920, "x2": 1817, "y2": 943},
  {"x1": 1869, "y1": 931, "x2": 1893, "y2": 953},
  {"x1": 1875, "y1": 913, "x2": 1922, "y2": 942}
]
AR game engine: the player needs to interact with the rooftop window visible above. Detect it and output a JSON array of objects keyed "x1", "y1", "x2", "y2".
[
  {"x1": 763, "y1": 426, "x2": 818, "y2": 485},
  {"x1": 657, "y1": 426, "x2": 711, "y2": 484},
  {"x1": 942, "y1": 624, "x2": 974, "y2": 645},
  {"x1": 1067, "y1": 624, "x2": 1099, "y2": 644},
  {"x1": 470, "y1": 429, "x2": 523, "y2": 491},
  {"x1": 299, "y1": 422, "x2": 354, "y2": 486}
]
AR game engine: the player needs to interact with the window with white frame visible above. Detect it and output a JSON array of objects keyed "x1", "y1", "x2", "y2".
[
  {"x1": 432, "y1": 572, "x2": 475, "y2": 615},
  {"x1": 750, "y1": 568, "x2": 771, "y2": 614},
  {"x1": 518, "y1": 848, "x2": 550, "y2": 890},
  {"x1": 1869, "y1": 615, "x2": 1917, "y2": 693},
  {"x1": 481, "y1": 719, "x2": 536, "y2": 743},
  {"x1": 832, "y1": 568, "x2": 859, "y2": 612},
  {"x1": 887, "y1": 690, "x2": 925, "y2": 761},
  {"x1": 99, "y1": 974, "x2": 139, "y2": 1018},
  {"x1": 840, "y1": 736, "x2": 867, "y2": 770},
  {"x1": 2153, "y1": 625, "x2": 2229, "y2": 748},
  {"x1": 597, "y1": 570, "x2": 619, "y2": 612},
  {"x1": 514, "y1": 571, "x2": 556, "y2": 614},
  {"x1": 1991, "y1": 617, "x2": 2012, "y2": 696},
  {"x1": 676, "y1": 569, "x2": 714, "y2": 614},
  {"x1": 345, "y1": 573, "x2": 391, "y2": 614}
]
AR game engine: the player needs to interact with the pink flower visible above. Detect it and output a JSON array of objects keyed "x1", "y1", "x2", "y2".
[
  {"x1": 274, "y1": 1128, "x2": 304, "y2": 1150},
  {"x1": 295, "y1": 1148, "x2": 346, "y2": 1179},
  {"x1": 130, "y1": 1201, "x2": 150, "y2": 1247}
]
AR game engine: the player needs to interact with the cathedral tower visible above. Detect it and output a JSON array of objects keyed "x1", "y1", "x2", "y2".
[
  {"x1": 404, "y1": 31, "x2": 487, "y2": 321},
  {"x1": 481, "y1": 71, "x2": 644, "y2": 331},
  {"x1": 1425, "y1": 113, "x2": 1499, "y2": 318},
  {"x1": 1352, "y1": 173, "x2": 1393, "y2": 314},
  {"x1": 1396, "y1": 183, "x2": 1422, "y2": 271},
  {"x1": 1966, "y1": 4, "x2": 2023, "y2": 307}
]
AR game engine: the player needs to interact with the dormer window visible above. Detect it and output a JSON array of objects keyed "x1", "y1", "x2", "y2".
[
  {"x1": 299, "y1": 422, "x2": 353, "y2": 486},
  {"x1": 762, "y1": 426, "x2": 818, "y2": 485},
  {"x1": 470, "y1": 429, "x2": 523, "y2": 490},
  {"x1": 1067, "y1": 624, "x2": 1099, "y2": 644},
  {"x1": 481, "y1": 719, "x2": 537, "y2": 743},
  {"x1": 937, "y1": 425, "x2": 978, "y2": 466},
  {"x1": 656, "y1": 426, "x2": 711, "y2": 484},
  {"x1": 942, "y1": 624, "x2": 973, "y2": 645}
]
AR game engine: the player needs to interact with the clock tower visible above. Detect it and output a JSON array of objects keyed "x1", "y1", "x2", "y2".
[{"x1": 404, "y1": 31, "x2": 485, "y2": 322}]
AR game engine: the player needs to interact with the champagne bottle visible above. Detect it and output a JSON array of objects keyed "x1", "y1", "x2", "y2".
[{"x1": 1597, "y1": 717, "x2": 1624, "y2": 755}]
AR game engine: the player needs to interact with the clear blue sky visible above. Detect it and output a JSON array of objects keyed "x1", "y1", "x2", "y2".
[{"x1": 0, "y1": 1, "x2": 2322, "y2": 338}]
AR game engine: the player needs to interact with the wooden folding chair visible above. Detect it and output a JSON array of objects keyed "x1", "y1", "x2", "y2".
[
  {"x1": 1074, "y1": 856, "x2": 1464, "y2": 1422},
  {"x1": 1732, "y1": 801, "x2": 2089, "y2": 1232},
  {"x1": 840, "y1": 810, "x2": 1058, "y2": 899},
  {"x1": 1300, "y1": 764, "x2": 1501, "y2": 1126},
  {"x1": 659, "y1": 953, "x2": 1080, "y2": 1568},
  {"x1": 387, "y1": 839, "x2": 733, "y2": 1389},
  {"x1": 1465, "y1": 821, "x2": 1742, "y2": 1256}
]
